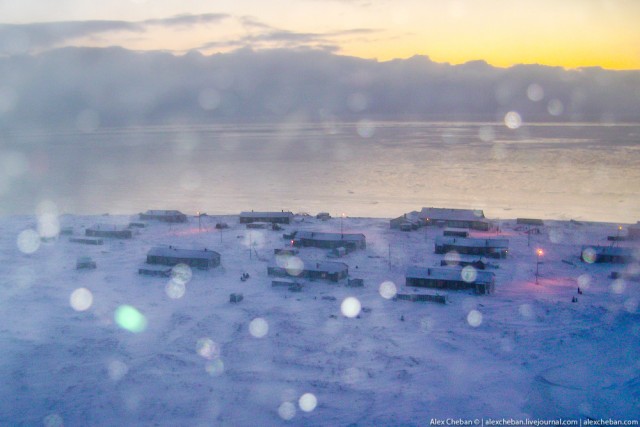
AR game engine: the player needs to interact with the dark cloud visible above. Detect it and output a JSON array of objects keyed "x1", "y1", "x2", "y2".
[
  {"x1": 0, "y1": 14, "x2": 229, "y2": 55},
  {"x1": 0, "y1": 47, "x2": 638, "y2": 131},
  {"x1": 142, "y1": 13, "x2": 229, "y2": 28},
  {"x1": 198, "y1": 21, "x2": 381, "y2": 53}
]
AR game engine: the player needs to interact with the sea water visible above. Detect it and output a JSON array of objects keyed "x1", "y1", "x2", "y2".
[{"x1": 2, "y1": 121, "x2": 639, "y2": 223}]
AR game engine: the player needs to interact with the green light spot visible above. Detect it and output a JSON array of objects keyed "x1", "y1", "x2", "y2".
[{"x1": 115, "y1": 305, "x2": 147, "y2": 333}]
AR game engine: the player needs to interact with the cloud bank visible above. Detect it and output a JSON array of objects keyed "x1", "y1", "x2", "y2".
[{"x1": 0, "y1": 46, "x2": 639, "y2": 130}]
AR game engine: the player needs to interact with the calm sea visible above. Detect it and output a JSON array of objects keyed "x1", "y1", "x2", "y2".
[{"x1": 2, "y1": 122, "x2": 639, "y2": 223}]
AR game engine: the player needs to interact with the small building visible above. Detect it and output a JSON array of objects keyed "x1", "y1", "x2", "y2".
[
  {"x1": 406, "y1": 266, "x2": 495, "y2": 295},
  {"x1": 390, "y1": 211, "x2": 422, "y2": 230},
  {"x1": 86, "y1": 224, "x2": 133, "y2": 239},
  {"x1": 76, "y1": 256, "x2": 96, "y2": 270},
  {"x1": 274, "y1": 248, "x2": 299, "y2": 256},
  {"x1": 516, "y1": 218, "x2": 545, "y2": 226},
  {"x1": 70, "y1": 237, "x2": 103, "y2": 245},
  {"x1": 347, "y1": 278, "x2": 364, "y2": 288},
  {"x1": 139, "y1": 210, "x2": 187, "y2": 223},
  {"x1": 138, "y1": 267, "x2": 171, "y2": 277},
  {"x1": 581, "y1": 246, "x2": 635, "y2": 264},
  {"x1": 272, "y1": 279, "x2": 303, "y2": 292},
  {"x1": 229, "y1": 293, "x2": 244, "y2": 303},
  {"x1": 246, "y1": 222, "x2": 270, "y2": 229},
  {"x1": 267, "y1": 260, "x2": 349, "y2": 282},
  {"x1": 239, "y1": 211, "x2": 293, "y2": 224},
  {"x1": 395, "y1": 293, "x2": 447, "y2": 304},
  {"x1": 435, "y1": 236, "x2": 509, "y2": 259},
  {"x1": 316, "y1": 212, "x2": 332, "y2": 221},
  {"x1": 440, "y1": 259, "x2": 486, "y2": 270},
  {"x1": 443, "y1": 228, "x2": 469, "y2": 238},
  {"x1": 327, "y1": 247, "x2": 347, "y2": 258},
  {"x1": 146, "y1": 246, "x2": 221, "y2": 270},
  {"x1": 628, "y1": 222, "x2": 640, "y2": 240},
  {"x1": 419, "y1": 207, "x2": 490, "y2": 231},
  {"x1": 128, "y1": 222, "x2": 147, "y2": 228},
  {"x1": 292, "y1": 231, "x2": 366, "y2": 251}
]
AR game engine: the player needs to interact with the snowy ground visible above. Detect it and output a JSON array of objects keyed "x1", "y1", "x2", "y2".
[{"x1": 1, "y1": 213, "x2": 639, "y2": 426}]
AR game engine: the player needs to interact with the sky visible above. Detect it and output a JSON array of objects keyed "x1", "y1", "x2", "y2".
[{"x1": 1, "y1": 0, "x2": 639, "y2": 69}]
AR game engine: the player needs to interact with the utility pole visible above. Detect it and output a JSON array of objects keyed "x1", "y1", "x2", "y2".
[{"x1": 535, "y1": 248, "x2": 543, "y2": 284}]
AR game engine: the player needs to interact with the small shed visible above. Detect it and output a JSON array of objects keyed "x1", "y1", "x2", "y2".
[
  {"x1": 76, "y1": 256, "x2": 96, "y2": 270},
  {"x1": 138, "y1": 267, "x2": 172, "y2": 277},
  {"x1": 146, "y1": 246, "x2": 221, "y2": 270},
  {"x1": 229, "y1": 293, "x2": 244, "y2": 303},
  {"x1": 347, "y1": 278, "x2": 364, "y2": 288},
  {"x1": 274, "y1": 248, "x2": 299, "y2": 256},
  {"x1": 60, "y1": 227, "x2": 73, "y2": 235},
  {"x1": 316, "y1": 212, "x2": 332, "y2": 221}
]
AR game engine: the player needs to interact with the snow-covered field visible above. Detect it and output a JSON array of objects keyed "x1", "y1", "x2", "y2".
[{"x1": 1, "y1": 213, "x2": 639, "y2": 425}]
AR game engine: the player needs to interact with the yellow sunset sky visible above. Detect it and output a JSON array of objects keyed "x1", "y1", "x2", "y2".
[{"x1": 1, "y1": 0, "x2": 639, "y2": 69}]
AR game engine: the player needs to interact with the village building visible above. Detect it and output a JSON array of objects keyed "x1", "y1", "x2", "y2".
[
  {"x1": 138, "y1": 266, "x2": 172, "y2": 277},
  {"x1": 70, "y1": 237, "x2": 103, "y2": 245},
  {"x1": 516, "y1": 218, "x2": 545, "y2": 226},
  {"x1": 628, "y1": 222, "x2": 640, "y2": 240},
  {"x1": 267, "y1": 260, "x2": 349, "y2": 282},
  {"x1": 139, "y1": 210, "x2": 187, "y2": 223},
  {"x1": 435, "y1": 236, "x2": 509, "y2": 258},
  {"x1": 443, "y1": 228, "x2": 469, "y2": 238},
  {"x1": 406, "y1": 266, "x2": 495, "y2": 294},
  {"x1": 419, "y1": 207, "x2": 490, "y2": 230},
  {"x1": 86, "y1": 224, "x2": 132, "y2": 239},
  {"x1": 292, "y1": 231, "x2": 366, "y2": 251},
  {"x1": 146, "y1": 246, "x2": 221, "y2": 270},
  {"x1": 395, "y1": 293, "x2": 447, "y2": 304},
  {"x1": 239, "y1": 211, "x2": 293, "y2": 224},
  {"x1": 389, "y1": 211, "x2": 422, "y2": 230},
  {"x1": 76, "y1": 256, "x2": 96, "y2": 270},
  {"x1": 581, "y1": 246, "x2": 635, "y2": 264}
]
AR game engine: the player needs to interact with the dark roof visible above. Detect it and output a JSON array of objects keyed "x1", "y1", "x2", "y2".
[
  {"x1": 406, "y1": 266, "x2": 495, "y2": 285},
  {"x1": 419, "y1": 207, "x2": 486, "y2": 221},
  {"x1": 87, "y1": 223, "x2": 129, "y2": 231},
  {"x1": 581, "y1": 245, "x2": 635, "y2": 257},
  {"x1": 295, "y1": 231, "x2": 365, "y2": 242},
  {"x1": 147, "y1": 246, "x2": 220, "y2": 260},
  {"x1": 269, "y1": 258, "x2": 348, "y2": 274},
  {"x1": 435, "y1": 236, "x2": 509, "y2": 248}
]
